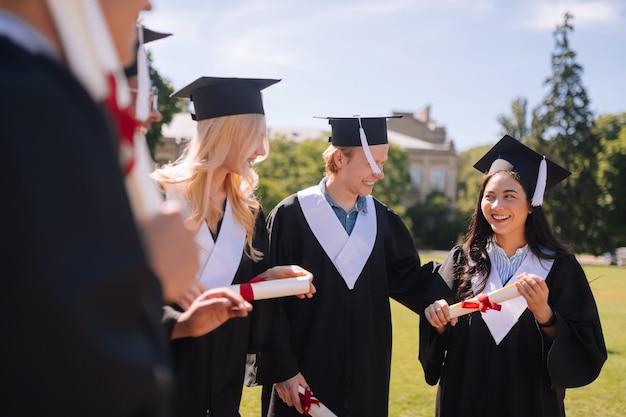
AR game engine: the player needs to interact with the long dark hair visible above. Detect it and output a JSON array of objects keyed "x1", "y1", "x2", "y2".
[{"x1": 456, "y1": 171, "x2": 570, "y2": 300}]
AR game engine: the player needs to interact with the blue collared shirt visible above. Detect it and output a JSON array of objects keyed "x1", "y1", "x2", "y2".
[
  {"x1": 319, "y1": 178, "x2": 367, "y2": 235},
  {"x1": 488, "y1": 240, "x2": 529, "y2": 286}
]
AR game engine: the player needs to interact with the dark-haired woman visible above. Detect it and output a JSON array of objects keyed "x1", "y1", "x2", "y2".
[{"x1": 420, "y1": 135, "x2": 606, "y2": 417}]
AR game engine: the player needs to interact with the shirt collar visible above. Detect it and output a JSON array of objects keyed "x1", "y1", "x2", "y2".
[
  {"x1": 319, "y1": 177, "x2": 368, "y2": 214},
  {"x1": 0, "y1": 9, "x2": 62, "y2": 62},
  {"x1": 487, "y1": 239, "x2": 529, "y2": 260}
]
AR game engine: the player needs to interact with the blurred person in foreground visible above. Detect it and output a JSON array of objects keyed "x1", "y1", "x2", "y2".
[
  {"x1": 421, "y1": 135, "x2": 607, "y2": 417},
  {"x1": 0, "y1": 1, "x2": 211, "y2": 416}
]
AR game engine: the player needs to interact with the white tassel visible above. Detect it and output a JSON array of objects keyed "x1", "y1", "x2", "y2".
[
  {"x1": 46, "y1": 0, "x2": 106, "y2": 100},
  {"x1": 135, "y1": 27, "x2": 151, "y2": 122},
  {"x1": 45, "y1": 0, "x2": 129, "y2": 106},
  {"x1": 531, "y1": 156, "x2": 547, "y2": 206},
  {"x1": 357, "y1": 116, "x2": 381, "y2": 175}
]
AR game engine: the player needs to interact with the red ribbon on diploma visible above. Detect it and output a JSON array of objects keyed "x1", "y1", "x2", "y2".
[
  {"x1": 461, "y1": 293, "x2": 502, "y2": 312},
  {"x1": 299, "y1": 386, "x2": 320, "y2": 415},
  {"x1": 104, "y1": 74, "x2": 138, "y2": 175},
  {"x1": 239, "y1": 276, "x2": 267, "y2": 301}
]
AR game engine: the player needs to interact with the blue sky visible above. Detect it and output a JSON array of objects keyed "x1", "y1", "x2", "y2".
[{"x1": 141, "y1": 0, "x2": 626, "y2": 150}]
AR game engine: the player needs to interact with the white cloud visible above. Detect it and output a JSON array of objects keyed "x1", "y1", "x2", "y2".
[{"x1": 523, "y1": 0, "x2": 624, "y2": 30}]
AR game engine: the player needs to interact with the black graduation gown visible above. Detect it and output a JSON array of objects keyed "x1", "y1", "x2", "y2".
[
  {"x1": 419, "y1": 247, "x2": 607, "y2": 417},
  {"x1": 1, "y1": 38, "x2": 169, "y2": 416},
  {"x1": 162, "y1": 210, "x2": 275, "y2": 417},
  {"x1": 258, "y1": 193, "x2": 435, "y2": 417}
]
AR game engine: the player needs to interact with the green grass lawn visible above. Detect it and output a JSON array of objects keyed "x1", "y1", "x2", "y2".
[{"x1": 240, "y1": 259, "x2": 626, "y2": 416}]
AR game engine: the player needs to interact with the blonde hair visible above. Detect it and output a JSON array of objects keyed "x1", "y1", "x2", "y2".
[
  {"x1": 152, "y1": 113, "x2": 268, "y2": 261},
  {"x1": 322, "y1": 144, "x2": 354, "y2": 178}
]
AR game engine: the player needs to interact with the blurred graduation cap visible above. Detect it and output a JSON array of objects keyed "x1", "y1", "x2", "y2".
[
  {"x1": 473, "y1": 134, "x2": 571, "y2": 206},
  {"x1": 316, "y1": 115, "x2": 402, "y2": 175},
  {"x1": 171, "y1": 77, "x2": 280, "y2": 121},
  {"x1": 124, "y1": 26, "x2": 172, "y2": 77}
]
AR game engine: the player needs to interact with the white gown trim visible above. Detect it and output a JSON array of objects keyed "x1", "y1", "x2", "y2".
[
  {"x1": 471, "y1": 252, "x2": 554, "y2": 344},
  {"x1": 297, "y1": 185, "x2": 376, "y2": 290}
]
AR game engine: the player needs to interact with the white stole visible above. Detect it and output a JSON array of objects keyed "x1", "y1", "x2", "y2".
[
  {"x1": 472, "y1": 251, "x2": 554, "y2": 345},
  {"x1": 297, "y1": 185, "x2": 376, "y2": 290},
  {"x1": 165, "y1": 185, "x2": 246, "y2": 288}
]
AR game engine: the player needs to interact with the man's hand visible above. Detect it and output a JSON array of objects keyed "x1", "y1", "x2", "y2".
[
  {"x1": 262, "y1": 265, "x2": 316, "y2": 299},
  {"x1": 275, "y1": 372, "x2": 310, "y2": 414}
]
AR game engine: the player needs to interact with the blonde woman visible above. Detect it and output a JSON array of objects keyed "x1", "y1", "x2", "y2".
[{"x1": 152, "y1": 77, "x2": 313, "y2": 417}]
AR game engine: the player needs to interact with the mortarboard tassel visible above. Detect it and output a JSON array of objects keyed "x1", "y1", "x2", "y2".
[
  {"x1": 135, "y1": 26, "x2": 151, "y2": 122},
  {"x1": 357, "y1": 116, "x2": 382, "y2": 175},
  {"x1": 531, "y1": 156, "x2": 547, "y2": 206},
  {"x1": 46, "y1": 0, "x2": 129, "y2": 106}
]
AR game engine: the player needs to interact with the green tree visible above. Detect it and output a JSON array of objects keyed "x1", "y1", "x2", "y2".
[
  {"x1": 372, "y1": 142, "x2": 411, "y2": 215},
  {"x1": 146, "y1": 52, "x2": 185, "y2": 158},
  {"x1": 595, "y1": 113, "x2": 626, "y2": 249},
  {"x1": 256, "y1": 136, "x2": 412, "y2": 219},
  {"x1": 529, "y1": 12, "x2": 604, "y2": 254},
  {"x1": 406, "y1": 191, "x2": 464, "y2": 250},
  {"x1": 497, "y1": 97, "x2": 530, "y2": 141},
  {"x1": 455, "y1": 145, "x2": 491, "y2": 223},
  {"x1": 256, "y1": 136, "x2": 328, "y2": 212}
]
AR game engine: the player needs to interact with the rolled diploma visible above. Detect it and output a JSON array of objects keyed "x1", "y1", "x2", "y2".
[
  {"x1": 448, "y1": 282, "x2": 521, "y2": 318},
  {"x1": 228, "y1": 276, "x2": 311, "y2": 301},
  {"x1": 297, "y1": 386, "x2": 337, "y2": 417}
]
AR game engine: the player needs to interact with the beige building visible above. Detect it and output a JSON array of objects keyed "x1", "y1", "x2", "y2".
[
  {"x1": 155, "y1": 106, "x2": 457, "y2": 208},
  {"x1": 387, "y1": 107, "x2": 457, "y2": 207}
]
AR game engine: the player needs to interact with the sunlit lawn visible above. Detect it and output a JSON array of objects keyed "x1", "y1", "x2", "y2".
[{"x1": 240, "y1": 258, "x2": 626, "y2": 416}]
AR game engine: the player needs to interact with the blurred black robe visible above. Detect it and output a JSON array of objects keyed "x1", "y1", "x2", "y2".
[{"x1": 1, "y1": 36, "x2": 170, "y2": 417}]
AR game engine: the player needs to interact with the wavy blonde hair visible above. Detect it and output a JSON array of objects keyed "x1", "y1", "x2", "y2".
[{"x1": 152, "y1": 113, "x2": 268, "y2": 261}]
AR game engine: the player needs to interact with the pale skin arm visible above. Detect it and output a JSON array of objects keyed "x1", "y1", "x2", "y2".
[
  {"x1": 424, "y1": 273, "x2": 556, "y2": 339},
  {"x1": 275, "y1": 372, "x2": 310, "y2": 414},
  {"x1": 139, "y1": 200, "x2": 199, "y2": 303}
]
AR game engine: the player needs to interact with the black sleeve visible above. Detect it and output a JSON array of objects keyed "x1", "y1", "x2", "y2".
[
  {"x1": 417, "y1": 248, "x2": 460, "y2": 385},
  {"x1": 255, "y1": 201, "x2": 301, "y2": 384},
  {"x1": 545, "y1": 255, "x2": 607, "y2": 388},
  {"x1": 383, "y1": 205, "x2": 438, "y2": 313}
]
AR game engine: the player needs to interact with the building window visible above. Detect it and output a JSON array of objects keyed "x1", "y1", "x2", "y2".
[
  {"x1": 409, "y1": 167, "x2": 420, "y2": 191},
  {"x1": 430, "y1": 169, "x2": 445, "y2": 192}
]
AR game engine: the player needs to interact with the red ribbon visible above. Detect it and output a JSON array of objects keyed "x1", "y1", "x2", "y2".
[
  {"x1": 239, "y1": 276, "x2": 267, "y2": 301},
  {"x1": 104, "y1": 74, "x2": 138, "y2": 175},
  {"x1": 298, "y1": 386, "x2": 320, "y2": 415},
  {"x1": 461, "y1": 293, "x2": 502, "y2": 312}
]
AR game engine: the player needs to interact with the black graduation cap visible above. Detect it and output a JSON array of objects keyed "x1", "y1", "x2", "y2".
[
  {"x1": 473, "y1": 134, "x2": 571, "y2": 206},
  {"x1": 124, "y1": 26, "x2": 172, "y2": 77},
  {"x1": 316, "y1": 115, "x2": 402, "y2": 175},
  {"x1": 171, "y1": 77, "x2": 280, "y2": 120},
  {"x1": 317, "y1": 115, "x2": 402, "y2": 147}
]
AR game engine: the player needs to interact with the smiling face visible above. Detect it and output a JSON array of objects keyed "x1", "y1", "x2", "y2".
[
  {"x1": 480, "y1": 172, "x2": 532, "y2": 244},
  {"x1": 335, "y1": 144, "x2": 388, "y2": 197}
]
